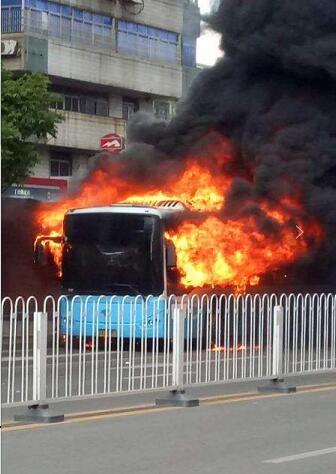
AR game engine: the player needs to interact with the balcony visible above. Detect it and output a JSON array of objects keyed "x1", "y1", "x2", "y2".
[
  {"x1": 1, "y1": 5, "x2": 184, "y2": 98},
  {"x1": 47, "y1": 41, "x2": 183, "y2": 98},
  {"x1": 48, "y1": 111, "x2": 127, "y2": 151}
]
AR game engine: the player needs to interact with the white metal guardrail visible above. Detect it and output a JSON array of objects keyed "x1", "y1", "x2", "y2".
[{"x1": 1, "y1": 293, "x2": 335, "y2": 407}]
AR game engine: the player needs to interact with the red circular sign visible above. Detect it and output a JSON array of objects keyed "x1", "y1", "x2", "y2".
[{"x1": 100, "y1": 133, "x2": 125, "y2": 153}]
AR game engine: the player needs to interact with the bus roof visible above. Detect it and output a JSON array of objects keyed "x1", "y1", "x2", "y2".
[{"x1": 65, "y1": 201, "x2": 187, "y2": 220}]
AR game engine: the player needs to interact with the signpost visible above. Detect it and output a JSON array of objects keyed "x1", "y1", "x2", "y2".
[{"x1": 100, "y1": 133, "x2": 125, "y2": 153}]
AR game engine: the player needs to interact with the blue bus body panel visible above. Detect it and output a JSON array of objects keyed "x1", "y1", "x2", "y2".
[{"x1": 60, "y1": 296, "x2": 169, "y2": 339}]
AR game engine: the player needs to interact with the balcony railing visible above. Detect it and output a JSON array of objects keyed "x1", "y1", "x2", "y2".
[
  {"x1": 1, "y1": 6, "x2": 181, "y2": 66},
  {"x1": 1, "y1": 6, "x2": 22, "y2": 33}
]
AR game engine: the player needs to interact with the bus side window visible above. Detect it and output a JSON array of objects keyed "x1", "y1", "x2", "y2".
[{"x1": 166, "y1": 241, "x2": 177, "y2": 268}]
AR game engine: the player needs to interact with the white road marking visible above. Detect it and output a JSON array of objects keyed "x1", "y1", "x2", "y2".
[{"x1": 264, "y1": 446, "x2": 336, "y2": 464}]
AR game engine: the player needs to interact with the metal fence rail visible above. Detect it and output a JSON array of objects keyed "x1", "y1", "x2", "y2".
[
  {"x1": 1, "y1": 293, "x2": 335, "y2": 406},
  {"x1": 182, "y1": 293, "x2": 336, "y2": 385}
]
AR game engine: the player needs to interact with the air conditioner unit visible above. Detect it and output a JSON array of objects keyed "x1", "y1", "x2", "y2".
[{"x1": 1, "y1": 40, "x2": 18, "y2": 56}]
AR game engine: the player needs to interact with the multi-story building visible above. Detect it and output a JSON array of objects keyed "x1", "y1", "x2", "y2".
[{"x1": 1, "y1": 0, "x2": 200, "y2": 199}]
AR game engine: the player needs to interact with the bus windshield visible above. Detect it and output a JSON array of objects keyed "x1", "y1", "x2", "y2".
[{"x1": 62, "y1": 213, "x2": 164, "y2": 296}]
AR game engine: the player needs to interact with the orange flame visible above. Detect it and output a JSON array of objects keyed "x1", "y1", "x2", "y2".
[
  {"x1": 166, "y1": 214, "x2": 319, "y2": 290},
  {"x1": 35, "y1": 134, "x2": 323, "y2": 290},
  {"x1": 34, "y1": 231, "x2": 63, "y2": 277},
  {"x1": 126, "y1": 162, "x2": 226, "y2": 211}
]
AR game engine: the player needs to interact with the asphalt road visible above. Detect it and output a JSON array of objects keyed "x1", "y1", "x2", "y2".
[{"x1": 2, "y1": 380, "x2": 336, "y2": 474}]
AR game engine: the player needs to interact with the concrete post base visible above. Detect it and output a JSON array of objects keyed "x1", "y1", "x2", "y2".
[
  {"x1": 14, "y1": 404, "x2": 64, "y2": 423},
  {"x1": 258, "y1": 378, "x2": 296, "y2": 394},
  {"x1": 155, "y1": 390, "x2": 199, "y2": 407}
]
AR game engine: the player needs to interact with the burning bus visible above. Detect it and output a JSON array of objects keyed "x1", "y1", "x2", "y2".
[{"x1": 34, "y1": 200, "x2": 192, "y2": 340}]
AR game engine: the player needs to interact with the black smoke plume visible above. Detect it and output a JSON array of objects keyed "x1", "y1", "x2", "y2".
[{"x1": 125, "y1": 0, "x2": 336, "y2": 287}]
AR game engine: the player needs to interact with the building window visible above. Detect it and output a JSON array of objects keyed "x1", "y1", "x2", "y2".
[
  {"x1": 182, "y1": 37, "x2": 196, "y2": 67},
  {"x1": 95, "y1": 98, "x2": 109, "y2": 116},
  {"x1": 53, "y1": 93, "x2": 109, "y2": 117},
  {"x1": 50, "y1": 152, "x2": 72, "y2": 177},
  {"x1": 1, "y1": 0, "x2": 22, "y2": 33},
  {"x1": 54, "y1": 97, "x2": 64, "y2": 110},
  {"x1": 20, "y1": 0, "x2": 113, "y2": 48},
  {"x1": 117, "y1": 20, "x2": 178, "y2": 64},
  {"x1": 64, "y1": 95, "x2": 79, "y2": 112},
  {"x1": 122, "y1": 98, "x2": 139, "y2": 121},
  {"x1": 154, "y1": 100, "x2": 171, "y2": 121}
]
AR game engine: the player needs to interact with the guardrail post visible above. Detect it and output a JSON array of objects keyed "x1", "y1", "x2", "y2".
[
  {"x1": 14, "y1": 312, "x2": 64, "y2": 423},
  {"x1": 33, "y1": 311, "x2": 47, "y2": 401},
  {"x1": 156, "y1": 306, "x2": 199, "y2": 407},
  {"x1": 258, "y1": 306, "x2": 296, "y2": 393},
  {"x1": 172, "y1": 307, "x2": 184, "y2": 389}
]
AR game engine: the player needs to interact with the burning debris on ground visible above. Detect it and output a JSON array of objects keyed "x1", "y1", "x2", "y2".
[{"x1": 35, "y1": 0, "x2": 335, "y2": 292}]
